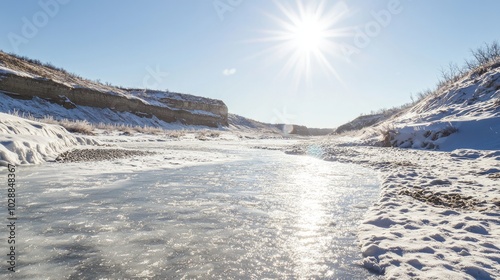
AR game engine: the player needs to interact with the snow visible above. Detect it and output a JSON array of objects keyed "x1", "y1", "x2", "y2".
[
  {"x1": 125, "y1": 90, "x2": 225, "y2": 117},
  {"x1": 0, "y1": 113, "x2": 97, "y2": 165},
  {"x1": 0, "y1": 55, "x2": 225, "y2": 119},
  {"x1": 377, "y1": 116, "x2": 500, "y2": 151},
  {"x1": 228, "y1": 113, "x2": 285, "y2": 137},
  {"x1": 283, "y1": 63, "x2": 500, "y2": 279},
  {"x1": 0, "y1": 90, "x2": 223, "y2": 128},
  {"x1": 189, "y1": 109, "x2": 219, "y2": 117},
  {"x1": 436, "y1": 117, "x2": 500, "y2": 151}
]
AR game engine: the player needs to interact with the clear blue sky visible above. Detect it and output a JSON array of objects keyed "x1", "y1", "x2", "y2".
[{"x1": 1, "y1": 0, "x2": 499, "y2": 128}]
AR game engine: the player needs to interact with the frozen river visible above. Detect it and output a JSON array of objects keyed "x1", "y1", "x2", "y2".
[{"x1": 6, "y1": 140, "x2": 380, "y2": 279}]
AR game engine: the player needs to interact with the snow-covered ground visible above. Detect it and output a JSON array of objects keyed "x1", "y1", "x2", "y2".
[
  {"x1": 0, "y1": 109, "x2": 287, "y2": 168},
  {"x1": 0, "y1": 113, "x2": 97, "y2": 165},
  {"x1": 307, "y1": 64, "x2": 499, "y2": 280},
  {"x1": 287, "y1": 139, "x2": 500, "y2": 279}
]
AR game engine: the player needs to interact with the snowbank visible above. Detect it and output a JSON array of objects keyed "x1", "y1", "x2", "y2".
[
  {"x1": 294, "y1": 141, "x2": 500, "y2": 279},
  {"x1": 380, "y1": 116, "x2": 500, "y2": 151},
  {"x1": 356, "y1": 147, "x2": 500, "y2": 279},
  {"x1": 0, "y1": 113, "x2": 97, "y2": 165},
  {"x1": 346, "y1": 64, "x2": 500, "y2": 151}
]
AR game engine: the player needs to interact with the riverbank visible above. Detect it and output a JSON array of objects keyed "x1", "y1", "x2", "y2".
[{"x1": 286, "y1": 142, "x2": 500, "y2": 279}]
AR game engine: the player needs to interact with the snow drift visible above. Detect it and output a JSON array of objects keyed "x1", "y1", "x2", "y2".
[{"x1": 0, "y1": 113, "x2": 96, "y2": 165}]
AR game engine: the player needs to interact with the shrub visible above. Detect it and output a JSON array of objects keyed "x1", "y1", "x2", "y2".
[
  {"x1": 167, "y1": 130, "x2": 186, "y2": 139},
  {"x1": 427, "y1": 125, "x2": 459, "y2": 141},
  {"x1": 439, "y1": 125, "x2": 459, "y2": 138},
  {"x1": 438, "y1": 41, "x2": 500, "y2": 89},
  {"x1": 378, "y1": 125, "x2": 397, "y2": 147},
  {"x1": 5, "y1": 111, "x2": 169, "y2": 135},
  {"x1": 195, "y1": 130, "x2": 221, "y2": 140},
  {"x1": 469, "y1": 41, "x2": 500, "y2": 67},
  {"x1": 59, "y1": 120, "x2": 94, "y2": 135}
]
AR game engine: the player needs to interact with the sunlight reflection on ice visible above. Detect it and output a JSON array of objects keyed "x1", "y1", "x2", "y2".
[{"x1": 11, "y1": 142, "x2": 380, "y2": 279}]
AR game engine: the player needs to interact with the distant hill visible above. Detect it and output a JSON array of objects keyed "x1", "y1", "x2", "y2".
[
  {"x1": 334, "y1": 113, "x2": 387, "y2": 134},
  {"x1": 229, "y1": 114, "x2": 334, "y2": 136}
]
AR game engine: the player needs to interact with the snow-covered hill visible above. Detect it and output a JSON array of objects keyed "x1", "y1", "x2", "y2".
[
  {"x1": 228, "y1": 114, "x2": 334, "y2": 137},
  {"x1": 0, "y1": 51, "x2": 228, "y2": 127},
  {"x1": 228, "y1": 114, "x2": 281, "y2": 133},
  {"x1": 338, "y1": 62, "x2": 500, "y2": 151},
  {"x1": 334, "y1": 113, "x2": 387, "y2": 134},
  {"x1": 383, "y1": 63, "x2": 500, "y2": 150}
]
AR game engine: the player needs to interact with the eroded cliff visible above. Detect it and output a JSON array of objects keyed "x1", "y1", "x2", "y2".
[{"x1": 0, "y1": 51, "x2": 228, "y2": 127}]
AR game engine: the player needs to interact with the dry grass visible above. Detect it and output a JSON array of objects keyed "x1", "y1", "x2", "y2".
[
  {"x1": 7, "y1": 110, "x2": 168, "y2": 135},
  {"x1": 195, "y1": 130, "x2": 221, "y2": 141},
  {"x1": 9, "y1": 111, "x2": 95, "y2": 135},
  {"x1": 166, "y1": 130, "x2": 187, "y2": 139},
  {"x1": 95, "y1": 122, "x2": 165, "y2": 135},
  {"x1": 377, "y1": 125, "x2": 397, "y2": 147}
]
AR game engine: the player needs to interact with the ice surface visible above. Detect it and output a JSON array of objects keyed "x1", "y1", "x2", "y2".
[{"x1": 2, "y1": 140, "x2": 381, "y2": 279}]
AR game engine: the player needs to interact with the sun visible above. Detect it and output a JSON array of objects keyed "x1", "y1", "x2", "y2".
[
  {"x1": 253, "y1": 0, "x2": 351, "y2": 88},
  {"x1": 291, "y1": 15, "x2": 325, "y2": 54}
]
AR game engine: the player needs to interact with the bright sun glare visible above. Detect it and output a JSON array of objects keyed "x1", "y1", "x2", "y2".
[
  {"x1": 254, "y1": 0, "x2": 351, "y2": 88},
  {"x1": 291, "y1": 16, "x2": 325, "y2": 53}
]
